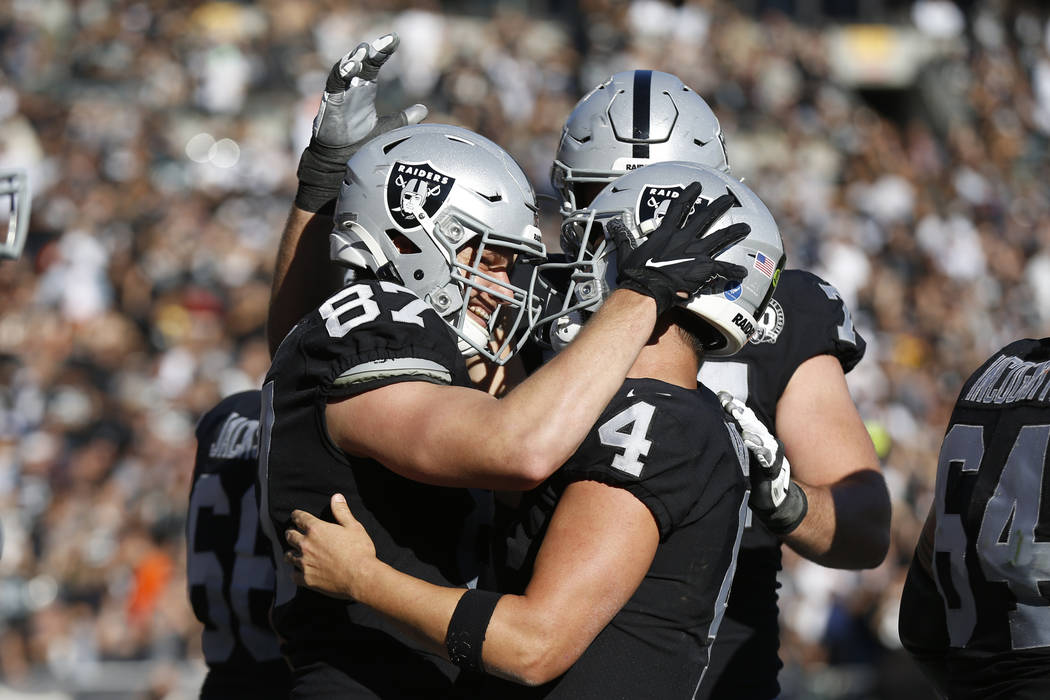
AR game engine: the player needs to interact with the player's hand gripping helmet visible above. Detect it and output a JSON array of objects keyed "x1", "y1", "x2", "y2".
[
  {"x1": 551, "y1": 70, "x2": 728, "y2": 216},
  {"x1": 330, "y1": 123, "x2": 546, "y2": 364},
  {"x1": 551, "y1": 161, "x2": 785, "y2": 356},
  {"x1": 0, "y1": 169, "x2": 30, "y2": 260}
]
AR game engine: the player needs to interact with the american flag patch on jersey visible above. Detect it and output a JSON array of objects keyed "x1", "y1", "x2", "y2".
[{"x1": 753, "y1": 252, "x2": 776, "y2": 278}]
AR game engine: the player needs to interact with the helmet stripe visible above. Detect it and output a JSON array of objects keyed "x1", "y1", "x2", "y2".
[{"x1": 632, "y1": 70, "x2": 652, "y2": 158}]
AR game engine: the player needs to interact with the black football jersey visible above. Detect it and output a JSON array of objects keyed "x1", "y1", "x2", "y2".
[
  {"x1": 188, "y1": 390, "x2": 290, "y2": 699},
  {"x1": 694, "y1": 269, "x2": 866, "y2": 700},
  {"x1": 899, "y1": 338, "x2": 1050, "y2": 698},
  {"x1": 259, "y1": 280, "x2": 490, "y2": 697},
  {"x1": 484, "y1": 379, "x2": 749, "y2": 699}
]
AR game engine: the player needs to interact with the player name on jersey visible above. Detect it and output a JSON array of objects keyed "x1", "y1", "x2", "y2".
[
  {"x1": 964, "y1": 354, "x2": 1050, "y2": 405},
  {"x1": 208, "y1": 411, "x2": 259, "y2": 460}
]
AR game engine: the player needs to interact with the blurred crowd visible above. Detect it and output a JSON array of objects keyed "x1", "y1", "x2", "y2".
[{"x1": 1, "y1": 0, "x2": 1049, "y2": 697}]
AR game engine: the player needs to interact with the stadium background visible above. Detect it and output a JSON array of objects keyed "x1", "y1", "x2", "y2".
[{"x1": 1, "y1": 0, "x2": 1048, "y2": 697}]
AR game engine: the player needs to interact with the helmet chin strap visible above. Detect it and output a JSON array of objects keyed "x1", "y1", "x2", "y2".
[{"x1": 457, "y1": 316, "x2": 489, "y2": 358}]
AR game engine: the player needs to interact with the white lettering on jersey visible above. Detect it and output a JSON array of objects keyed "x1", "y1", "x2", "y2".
[
  {"x1": 209, "y1": 412, "x2": 260, "y2": 460},
  {"x1": 598, "y1": 401, "x2": 656, "y2": 477},
  {"x1": 965, "y1": 354, "x2": 1050, "y2": 405}
]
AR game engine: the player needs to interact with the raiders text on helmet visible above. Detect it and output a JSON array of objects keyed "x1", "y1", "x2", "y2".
[
  {"x1": 330, "y1": 124, "x2": 546, "y2": 364},
  {"x1": 555, "y1": 161, "x2": 785, "y2": 356},
  {"x1": 551, "y1": 70, "x2": 728, "y2": 215}
]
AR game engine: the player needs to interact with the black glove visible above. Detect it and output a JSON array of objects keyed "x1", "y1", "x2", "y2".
[
  {"x1": 610, "y1": 184, "x2": 750, "y2": 315},
  {"x1": 296, "y1": 33, "x2": 428, "y2": 213},
  {"x1": 719, "y1": 392, "x2": 808, "y2": 535}
]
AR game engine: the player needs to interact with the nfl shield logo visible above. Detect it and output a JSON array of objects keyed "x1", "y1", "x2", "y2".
[{"x1": 387, "y1": 161, "x2": 456, "y2": 230}]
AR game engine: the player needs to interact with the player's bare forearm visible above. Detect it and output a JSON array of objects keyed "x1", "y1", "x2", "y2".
[
  {"x1": 288, "y1": 496, "x2": 463, "y2": 655},
  {"x1": 330, "y1": 288, "x2": 660, "y2": 490},
  {"x1": 267, "y1": 205, "x2": 341, "y2": 356},
  {"x1": 493, "y1": 288, "x2": 659, "y2": 476},
  {"x1": 784, "y1": 469, "x2": 891, "y2": 568},
  {"x1": 288, "y1": 498, "x2": 567, "y2": 683},
  {"x1": 309, "y1": 547, "x2": 552, "y2": 686},
  {"x1": 481, "y1": 480, "x2": 658, "y2": 685},
  {"x1": 774, "y1": 354, "x2": 890, "y2": 568},
  {"x1": 356, "y1": 559, "x2": 465, "y2": 658},
  {"x1": 290, "y1": 484, "x2": 656, "y2": 686}
]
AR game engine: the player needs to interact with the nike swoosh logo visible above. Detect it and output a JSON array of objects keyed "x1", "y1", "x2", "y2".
[
  {"x1": 626, "y1": 389, "x2": 636, "y2": 398},
  {"x1": 646, "y1": 257, "x2": 693, "y2": 268}
]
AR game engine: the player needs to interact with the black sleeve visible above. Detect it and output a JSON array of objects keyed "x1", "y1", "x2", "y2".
[
  {"x1": 774, "y1": 269, "x2": 866, "y2": 374},
  {"x1": 289, "y1": 279, "x2": 467, "y2": 399},
  {"x1": 555, "y1": 383, "x2": 743, "y2": 538}
]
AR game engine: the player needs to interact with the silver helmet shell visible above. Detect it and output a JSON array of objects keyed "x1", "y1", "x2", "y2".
[
  {"x1": 551, "y1": 70, "x2": 728, "y2": 215},
  {"x1": 558, "y1": 161, "x2": 785, "y2": 356},
  {"x1": 0, "y1": 169, "x2": 30, "y2": 260},
  {"x1": 330, "y1": 123, "x2": 546, "y2": 364}
]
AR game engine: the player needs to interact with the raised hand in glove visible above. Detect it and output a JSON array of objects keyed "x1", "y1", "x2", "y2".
[
  {"x1": 296, "y1": 33, "x2": 428, "y2": 213},
  {"x1": 608, "y1": 183, "x2": 749, "y2": 315},
  {"x1": 718, "y1": 392, "x2": 808, "y2": 535}
]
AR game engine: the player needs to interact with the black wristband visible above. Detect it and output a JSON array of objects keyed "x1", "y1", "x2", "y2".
[
  {"x1": 294, "y1": 140, "x2": 358, "y2": 213},
  {"x1": 445, "y1": 589, "x2": 503, "y2": 671},
  {"x1": 765, "y1": 481, "x2": 808, "y2": 536}
]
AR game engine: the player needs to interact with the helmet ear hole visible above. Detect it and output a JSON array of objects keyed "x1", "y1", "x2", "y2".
[{"x1": 386, "y1": 230, "x2": 421, "y2": 254}]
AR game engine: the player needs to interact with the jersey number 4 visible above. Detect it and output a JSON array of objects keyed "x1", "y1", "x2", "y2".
[
  {"x1": 933, "y1": 422, "x2": 1050, "y2": 649},
  {"x1": 598, "y1": 402, "x2": 656, "y2": 477}
]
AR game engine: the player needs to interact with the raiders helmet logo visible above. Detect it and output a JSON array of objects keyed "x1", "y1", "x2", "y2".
[
  {"x1": 386, "y1": 161, "x2": 456, "y2": 230},
  {"x1": 636, "y1": 185, "x2": 704, "y2": 228}
]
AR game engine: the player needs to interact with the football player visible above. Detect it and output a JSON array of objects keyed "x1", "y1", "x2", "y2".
[
  {"x1": 899, "y1": 338, "x2": 1050, "y2": 699},
  {"x1": 284, "y1": 162, "x2": 784, "y2": 698},
  {"x1": 187, "y1": 390, "x2": 290, "y2": 699},
  {"x1": 551, "y1": 70, "x2": 892, "y2": 699},
  {"x1": 260, "y1": 122, "x2": 748, "y2": 698}
]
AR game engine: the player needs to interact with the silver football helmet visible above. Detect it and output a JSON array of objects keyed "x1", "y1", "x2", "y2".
[
  {"x1": 330, "y1": 123, "x2": 546, "y2": 364},
  {"x1": 551, "y1": 70, "x2": 728, "y2": 215},
  {"x1": 0, "y1": 169, "x2": 30, "y2": 260},
  {"x1": 552, "y1": 161, "x2": 785, "y2": 356}
]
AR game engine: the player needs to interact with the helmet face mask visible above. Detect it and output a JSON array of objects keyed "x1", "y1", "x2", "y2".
[
  {"x1": 548, "y1": 162, "x2": 786, "y2": 356},
  {"x1": 0, "y1": 169, "x2": 30, "y2": 261},
  {"x1": 330, "y1": 124, "x2": 550, "y2": 365},
  {"x1": 551, "y1": 70, "x2": 729, "y2": 216}
]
